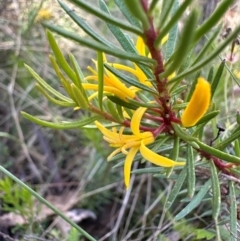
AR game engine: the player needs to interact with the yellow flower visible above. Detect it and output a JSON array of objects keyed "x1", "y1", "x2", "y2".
[
  {"x1": 95, "y1": 107, "x2": 185, "y2": 189},
  {"x1": 85, "y1": 58, "x2": 135, "y2": 100},
  {"x1": 35, "y1": 9, "x2": 52, "y2": 22},
  {"x1": 181, "y1": 77, "x2": 211, "y2": 127}
]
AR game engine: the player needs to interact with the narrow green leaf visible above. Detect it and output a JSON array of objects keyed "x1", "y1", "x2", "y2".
[
  {"x1": 69, "y1": 53, "x2": 88, "y2": 99},
  {"x1": 196, "y1": 110, "x2": 220, "y2": 126},
  {"x1": 194, "y1": 0, "x2": 234, "y2": 42},
  {"x1": 149, "y1": 0, "x2": 160, "y2": 15},
  {"x1": 70, "y1": 84, "x2": 89, "y2": 110},
  {"x1": 116, "y1": 104, "x2": 124, "y2": 120},
  {"x1": 177, "y1": 49, "x2": 193, "y2": 74},
  {"x1": 46, "y1": 30, "x2": 78, "y2": 85},
  {"x1": 132, "y1": 167, "x2": 165, "y2": 174},
  {"x1": 234, "y1": 139, "x2": 240, "y2": 157},
  {"x1": 104, "y1": 64, "x2": 158, "y2": 94},
  {"x1": 43, "y1": 22, "x2": 155, "y2": 66},
  {"x1": 172, "y1": 102, "x2": 187, "y2": 110},
  {"x1": 175, "y1": 179, "x2": 211, "y2": 220},
  {"x1": 192, "y1": 27, "x2": 221, "y2": 66},
  {"x1": 166, "y1": 136, "x2": 180, "y2": 177},
  {"x1": 36, "y1": 84, "x2": 76, "y2": 107},
  {"x1": 21, "y1": 112, "x2": 99, "y2": 129},
  {"x1": 210, "y1": 161, "x2": 221, "y2": 220},
  {"x1": 25, "y1": 64, "x2": 72, "y2": 102},
  {"x1": 155, "y1": 0, "x2": 193, "y2": 47},
  {"x1": 211, "y1": 59, "x2": 225, "y2": 98},
  {"x1": 107, "y1": 100, "x2": 123, "y2": 122},
  {"x1": 161, "y1": 11, "x2": 197, "y2": 78},
  {"x1": 229, "y1": 181, "x2": 237, "y2": 241},
  {"x1": 0, "y1": 132, "x2": 20, "y2": 143},
  {"x1": 49, "y1": 55, "x2": 64, "y2": 81},
  {"x1": 58, "y1": 0, "x2": 116, "y2": 49},
  {"x1": 159, "y1": 0, "x2": 175, "y2": 27},
  {"x1": 168, "y1": 26, "x2": 240, "y2": 84},
  {"x1": 97, "y1": 51, "x2": 104, "y2": 111},
  {"x1": 99, "y1": 0, "x2": 135, "y2": 52},
  {"x1": 170, "y1": 85, "x2": 187, "y2": 96},
  {"x1": 127, "y1": 98, "x2": 158, "y2": 108},
  {"x1": 164, "y1": 0, "x2": 179, "y2": 61},
  {"x1": 107, "y1": 96, "x2": 137, "y2": 110},
  {"x1": 187, "y1": 145, "x2": 195, "y2": 198},
  {"x1": 165, "y1": 166, "x2": 187, "y2": 210},
  {"x1": 114, "y1": 0, "x2": 141, "y2": 28},
  {"x1": 67, "y1": 0, "x2": 142, "y2": 36},
  {"x1": 207, "y1": 66, "x2": 215, "y2": 83},
  {"x1": 123, "y1": 0, "x2": 149, "y2": 30}
]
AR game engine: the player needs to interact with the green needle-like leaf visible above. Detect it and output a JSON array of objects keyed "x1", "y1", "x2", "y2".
[
  {"x1": 187, "y1": 145, "x2": 195, "y2": 198},
  {"x1": 207, "y1": 66, "x2": 215, "y2": 83},
  {"x1": 106, "y1": 100, "x2": 123, "y2": 122},
  {"x1": 165, "y1": 166, "x2": 187, "y2": 210},
  {"x1": 36, "y1": 84, "x2": 76, "y2": 107},
  {"x1": 69, "y1": 53, "x2": 88, "y2": 99},
  {"x1": 107, "y1": 96, "x2": 137, "y2": 110},
  {"x1": 25, "y1": 64, "x2": 73, "y2": 103},
  {"x1": 97, "y1": 51, "x2": 104, "y2": 111},
  {"x1": 229, "y1": 181, "x2": 237, "y2": 241},
  {"x1": 123, "y1": 0, "x2": 149, "y2": 30},
  {"x1": 192, "y1": 27, "x2": 221, "y2": 66},
  {"x1": 70, "y1": 84, "x2": 89, "y2": 110},
  {"x1": 210, "y1": 161, "x2": 221, "y2": 220},
  {"x1": 211, "y1": 59, "x2": 225, "y2": 98},
  {"x1": 127, "y1": 98, "x2": 158, "y2": 108},
  {"x1": 21, "y1": 112, "x2": 100, "y2": 129},
  {"x1": 159, "y1": 0, "x2": 175, "y2": 27},
  {"x1": 196, "y1": 110, "x2": 220, "y2": 126},
  {"x1": 114, "y1": 0, "x2": 141, "y2": 28},
  {"x1": 161, "y1": 11, "x2": 197, "y2": 78},
  {"x1": 43, "y1": 22, "x2": 155, "y2": 66},
  {"x1": 67, "y1": 0, "x2": 143, "y2": 36},
  {"x1": 47, "y1": 30, "x2": 78, "y2": 85},
  {"x1": 175, "y1": 179, "x2": 211, "y2": 220},
  {"x1": 58, "y1": 0, "x2": 116, "y2": 49},
  {"x1": 155, "y1": 0, "x2": 193, "y2": 47}
]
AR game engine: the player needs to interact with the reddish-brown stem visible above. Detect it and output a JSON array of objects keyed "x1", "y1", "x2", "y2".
[
  {"x1": 90, "y1": 104, "x2": 117, "y2": 122},
  {"x1": 200, "y1": 150, "x2": 237, "y2": 177},
  {"x1": 140, "y1": 0, "x2": 177, "y2": 132},
  {"x1": 152, "y1": 123, "x2": 168, "y2": 138},
  {"x1": 143, "y1": 113, "x2": 163, "y2": 122}
]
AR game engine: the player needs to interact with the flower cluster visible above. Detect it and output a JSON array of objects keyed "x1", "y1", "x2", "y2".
[{"x1": 24, "y1": 31, "x2": 212, "y2": 189}]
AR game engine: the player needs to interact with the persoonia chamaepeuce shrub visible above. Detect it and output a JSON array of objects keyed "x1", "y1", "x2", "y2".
[{"x1": 21, "y1": 0, "x2": 240, "y2": 240}]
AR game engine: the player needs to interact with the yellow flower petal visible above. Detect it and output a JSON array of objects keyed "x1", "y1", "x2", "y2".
[
  {"x1": 124, "y1": 146, "x2": 139, "y2": 189},
  {"x1": 161, "y1": 34, "x2": 169, "y2": 45},
  {"x1": 136, "y1": 37, "x2": 146, "y2": 56},
  {"x1": 140, "y1": 141, "x2": 185, "y2": 167},
  {"x1": 181, "y1": 77, "x2": 211, "y2": 127},
  {"x1": 131, "y1": 107, "x2": 147, "y2": 136}
]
